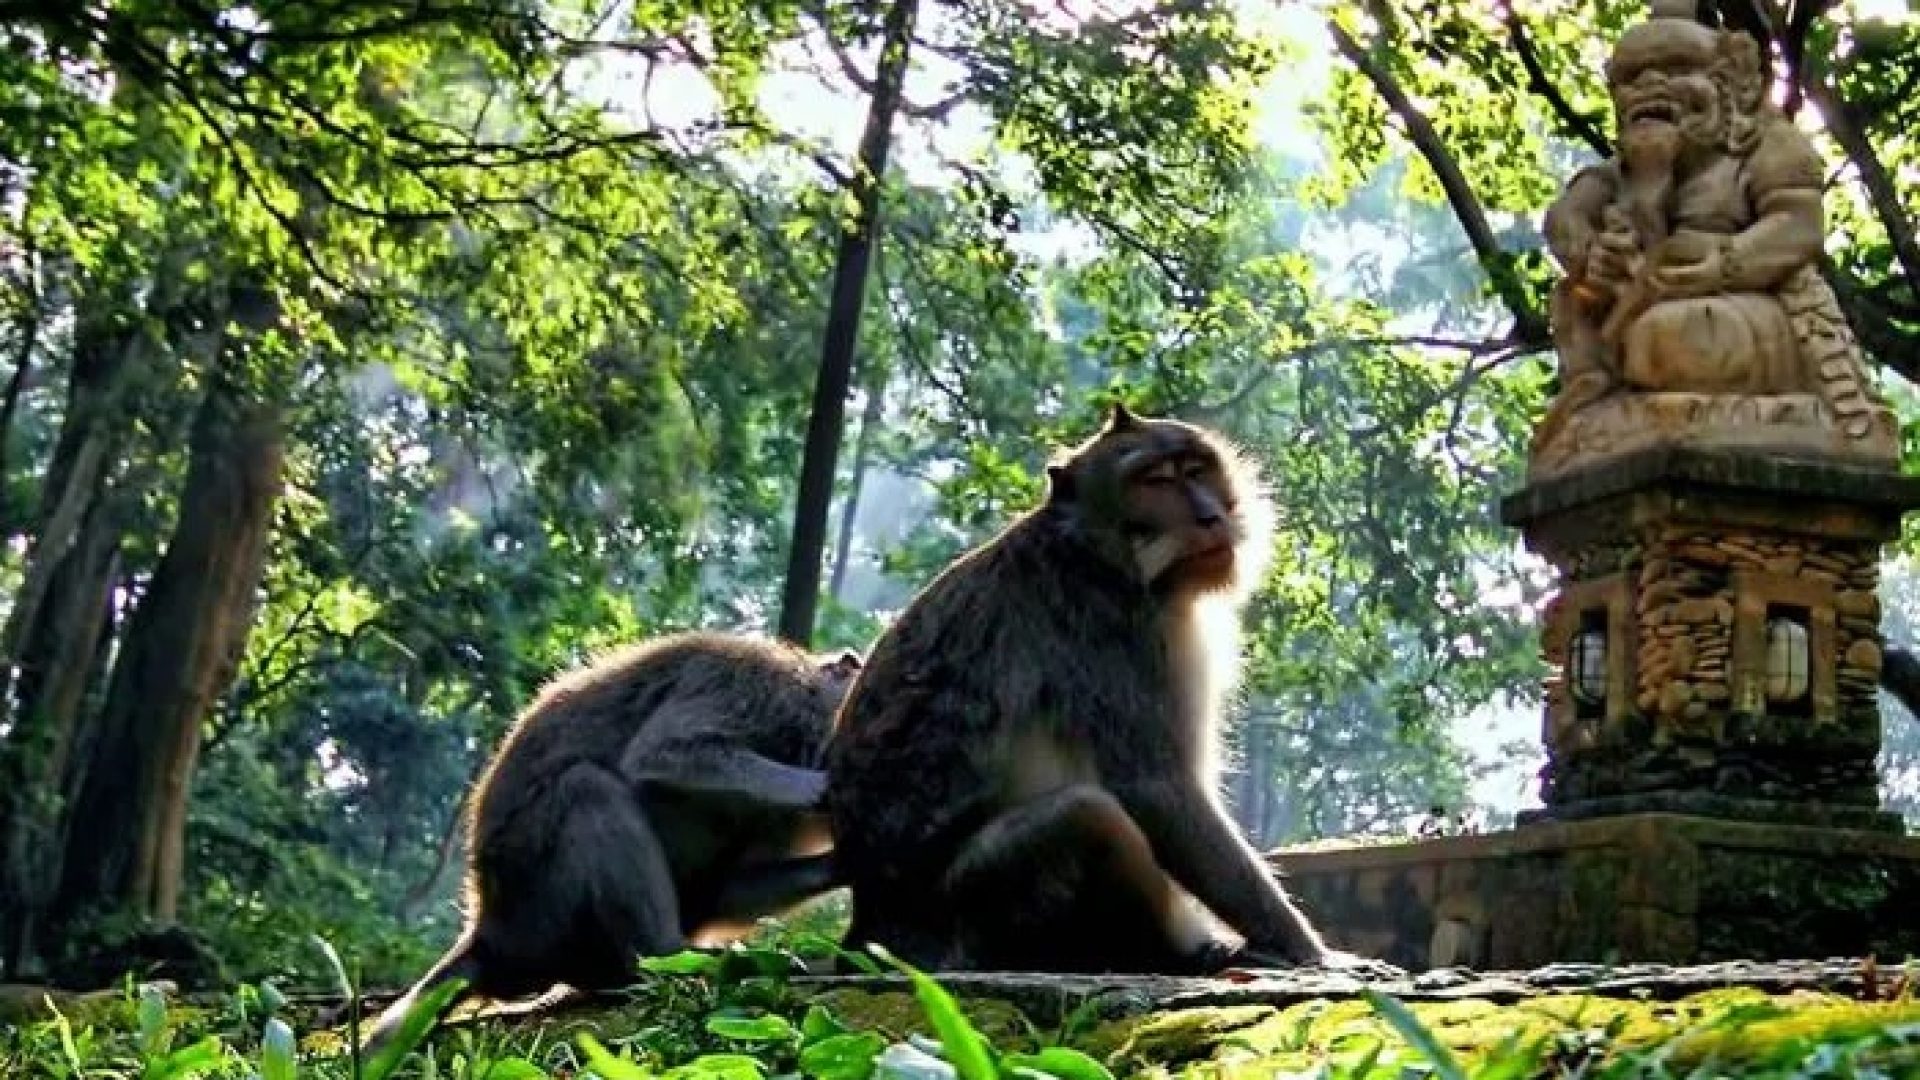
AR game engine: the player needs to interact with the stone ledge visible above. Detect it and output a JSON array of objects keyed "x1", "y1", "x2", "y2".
[
  {"x1": 1517, "y1": 792, "x2": 1906, "y2": 833},
  {"x1": 1266, "y1": 813, "x2": 1920, "y2": 972},
  {"x1": 1499, "y1": 446, "x2": 1920, "y2": 528}
]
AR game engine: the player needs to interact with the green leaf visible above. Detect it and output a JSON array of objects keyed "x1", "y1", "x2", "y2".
[
  {"x1": 578, "y1": 1033, "x2": 655, "y2": 1080},
  {"x1": 261, "y1": 1018, "x2": 297, "y2": 1080},
  {"x1": 137, "y1": 982, "x2": 170, "y2": 1057},
  {"x1": 799, "y1": 1032, "x2": 887, "y2": 1080},
  {"x1": 999, "y1": 1048, "x2": 1113, "y2": 1080},
  {"x1": 468, "y1": 1058, "x2": 548, "y2": 1080},
  {"x1": 801, "y1": 1004, "x2": 850, "y2": 1047},
  {"x1": 641, "y1": 950, "x2": 725, "y2": 977},
  {"x1": 662, "y1": 1052, "x2": 767, "y2": 1080},
  {"x1": 142, "y1": 1035, "x2": 226, "y2": 1080},
  {"x1": 870, "y1": 946, "x2": 997, "y2": 1080},
  {"x1": 707, "y1": 1013, "x2": 800, "y2": 1042}
]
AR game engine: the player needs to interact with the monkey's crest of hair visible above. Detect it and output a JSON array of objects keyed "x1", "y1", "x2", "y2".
[{"x1": 1043, "y1": 404, "x2": 1275, "y2": 604}]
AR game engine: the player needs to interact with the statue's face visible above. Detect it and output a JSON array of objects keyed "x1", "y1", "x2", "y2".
[{"x1": 1610, "y1": 45, "x2": 1722, "y2": 155}]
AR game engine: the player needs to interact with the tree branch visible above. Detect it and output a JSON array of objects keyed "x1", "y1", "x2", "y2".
[
  {"x1": 1329, "y1": 20, "x2": 1551, "y2": 348},
  {"x1": 1804, "y1": 78, "x2": 1920, "y2": 311},
  {"x1": 1502, "y1": 5, "x2": 1610, "y2": 158},
  {"x1": 814, "y1": 18, "x2": 969, "y2": 121},
  {"x1": 1882, "y1": 645, "x2": 1920, "y2": 722}
]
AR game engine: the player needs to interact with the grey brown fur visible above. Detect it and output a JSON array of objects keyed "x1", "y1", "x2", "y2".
[
  {"x1": 826, "y1": 405, "x2": 1343, "y2": 975},
  {"x1": 363, "y1": 631, "x2": 859, "y2": 1047}
]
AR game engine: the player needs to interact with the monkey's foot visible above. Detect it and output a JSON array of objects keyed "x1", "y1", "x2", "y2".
[
  {"x1": 1313, "y1": 950, "x2": 1409, "y2": 981},
  {"x1": 1219, "y1": 946, "x2": 1406, "y2": 982}
]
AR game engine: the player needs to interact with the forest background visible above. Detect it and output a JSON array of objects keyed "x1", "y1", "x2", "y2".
[{"x1": 0, "y1": 0, "x2": 1915, "y2": 993}]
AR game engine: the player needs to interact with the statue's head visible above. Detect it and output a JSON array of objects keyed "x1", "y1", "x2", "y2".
[{"x1": 1606, "y1": 0, "x2": 1768, "y2": 163}]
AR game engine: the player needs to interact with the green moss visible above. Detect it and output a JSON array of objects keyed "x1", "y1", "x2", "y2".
[
  {"x1": 804, "y1": 989, "x2": 1038, "y2": 1051},
  {"x1": 1079, "y1": 989, "x2": 1920, "y2": 1077}
]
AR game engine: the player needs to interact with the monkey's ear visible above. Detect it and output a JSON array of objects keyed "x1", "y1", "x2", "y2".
[
  {"x1": 1105, "y1": 401, "x2": 1140, "y2": 432},
  {"x1": 1046, "y1": 463, "x2": 1077, "y2": 503}
]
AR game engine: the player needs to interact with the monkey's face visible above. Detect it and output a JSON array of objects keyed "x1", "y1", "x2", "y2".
[{"x1": 1051, "y1": 405, "x2": 1270, "y2": 596}]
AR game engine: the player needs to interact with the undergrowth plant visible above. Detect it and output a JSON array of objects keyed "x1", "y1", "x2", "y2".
[{"x1": 3, "y1": 927, "x2": 1917, "y2": 1079}]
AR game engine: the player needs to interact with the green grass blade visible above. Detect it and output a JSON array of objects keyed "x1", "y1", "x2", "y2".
[
  {"x1": 1362, "y1": 990, "x2": 1466, "y2": 1080},
  {"x1": 869, "y1": 946, "x2": 997, "y2": 1080},
  {"x1": 360, "y1": 976, "x2": 469, "y2": 1080}
]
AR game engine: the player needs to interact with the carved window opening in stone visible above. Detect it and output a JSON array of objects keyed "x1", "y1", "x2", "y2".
[
  {"x1": 1764, "y1": 604, "x2": 1813, "y2": 714},
  {"x1": 1569, "y1": 610, "x2": 1610, "y2": 719},
  {"x1": 1547, "y1": 573, "x2": 1634, "y2": 741},
  {"x1": 1731, "y1": 570, "x2": 1836, "y2": 724}
]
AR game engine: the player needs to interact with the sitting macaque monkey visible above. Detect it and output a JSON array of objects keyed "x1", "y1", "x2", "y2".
[
  {"x1": 362, "y1": 632, "x2": 862, "y2": 1048},
  {"x1": 826, "y1": 404, "x2": 1373, "y2": 974}
]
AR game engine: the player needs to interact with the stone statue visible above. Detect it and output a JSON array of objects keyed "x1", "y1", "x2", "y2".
[{"x1": 1529, "y1": 0, "x2": 1899, "y2": 476}]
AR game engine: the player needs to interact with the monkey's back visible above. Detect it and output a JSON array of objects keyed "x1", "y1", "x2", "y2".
[
  {"x1": 467, "y1": 632, "x2": 837, "y2": 892},
  {"x1": 825, "y1": 513, "x2": 1170, "y2": 886}
]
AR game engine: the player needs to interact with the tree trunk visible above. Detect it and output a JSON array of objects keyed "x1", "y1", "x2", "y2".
[
  {"x1": 776, "y1": 0, "x2": 918, "y2": 646},
  {"x1": 0, "y1": 317, "x2": 151, "y2": 974},
  {"x1": 828, "y1": 379, "x2": 886, "y2": 601},
  {"x1": 1883, "y1": 646, "x2": 1920, "y2": 721},
  {"x1": 54, "y1": 289, "x2": 285, "y2": 927}
]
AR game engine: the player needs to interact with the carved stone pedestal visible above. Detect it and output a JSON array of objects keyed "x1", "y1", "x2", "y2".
[{"x1": 1499, "y1": 447, "x2": 1920, "y2": 831}]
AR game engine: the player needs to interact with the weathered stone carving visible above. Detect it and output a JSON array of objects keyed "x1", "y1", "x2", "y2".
[{"x1": 1530, "y1": 0, "x2": 1898, "y2": 477}]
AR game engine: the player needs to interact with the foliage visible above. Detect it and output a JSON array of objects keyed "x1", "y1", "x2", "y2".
[
  {"x1": 3, "y1": 931, "x2": 1920, "y2": 1078},
  {"x1": 3, "y1": 0, "x2": 1915, "y2": 994}
]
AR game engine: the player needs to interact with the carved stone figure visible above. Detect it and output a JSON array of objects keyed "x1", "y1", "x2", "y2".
[{"x1": 1530, "y1": 0, "x2": 1899, "y2": 476}]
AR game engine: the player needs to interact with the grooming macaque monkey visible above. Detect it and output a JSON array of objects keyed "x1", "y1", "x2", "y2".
[
  {"x1": 826, "y1": 404, "x2": 1359, "y2": 974},
  {"x1": 363, "y1": 632, "x2": 862, "y2": 1047}
]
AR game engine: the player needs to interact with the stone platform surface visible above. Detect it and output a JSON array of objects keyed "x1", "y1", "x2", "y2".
[{"x1": 788, "y1": 957, "x2": 1902, "y2": 1023}]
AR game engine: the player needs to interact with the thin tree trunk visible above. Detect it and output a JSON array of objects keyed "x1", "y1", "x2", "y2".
[
  {"x1": 0, "y1": 305, "x2": 42, "y2": 506},
  {"x1": 828, "y1": 380, "x2": 885, "y2": 601},
  {"x1": 776, "y1": 0, "x2": 918, "y2": 646},
  {"x1": 55, "y1": 288, "x2": 285, "y2": 926}
]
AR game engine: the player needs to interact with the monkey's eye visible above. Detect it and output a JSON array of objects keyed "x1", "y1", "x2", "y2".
[{"x1": 1137, "y1": 462, "x2": 1179, "y2": 485}]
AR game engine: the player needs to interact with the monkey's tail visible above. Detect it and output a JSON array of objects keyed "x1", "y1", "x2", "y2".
[{"x1": 358, "y1": 937, "x2": 484, "y2": 1058}]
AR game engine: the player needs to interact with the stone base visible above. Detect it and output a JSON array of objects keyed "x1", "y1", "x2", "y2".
[
  {"x1": 1527, "y1": 391, "x2": 1902, "y2": 483},
  {"x1": 1270, "y1": 813, "x2": 1920, "y2": 974},
  {"x1": 1515, "y1": 791, "x2": 1906, "y2": 832}
]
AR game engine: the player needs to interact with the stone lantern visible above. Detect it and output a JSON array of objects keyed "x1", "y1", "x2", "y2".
[{"x1": 1499, "y1": 0, "x2": 1920, "y2": 829}]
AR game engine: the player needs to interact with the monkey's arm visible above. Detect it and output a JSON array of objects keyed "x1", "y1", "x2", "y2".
[
  {"x1": 710, "y1": 852, "x2": 841, "y2": 919},
  {"x1": 625, "y1": 744, "x2": 828, "y2": 809},
  {"x1": 1121, "y1": 779, "x2": 1328, "y2": 962}
]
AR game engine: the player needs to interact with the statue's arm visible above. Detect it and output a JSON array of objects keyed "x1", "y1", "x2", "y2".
[
  {"x1": 1543, "y1": 164, "x2": 1618, "y2": 272},
  {"x1": 1724, "y1": 125, "x2": 1827, "y2": 291}
]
